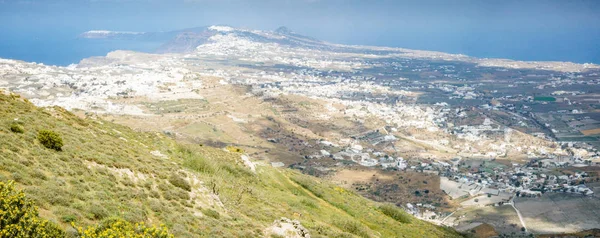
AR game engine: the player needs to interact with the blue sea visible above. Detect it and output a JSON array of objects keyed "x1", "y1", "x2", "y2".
[
  {"x1": 0, "y1": 32, "x2": 163, "y2": 66},
  {"x1": 0, "y1": 29, "x2": 599, "y2": 66},
  {"x1": 336, "y1": 28, "x2": 600, "y2": 65}
]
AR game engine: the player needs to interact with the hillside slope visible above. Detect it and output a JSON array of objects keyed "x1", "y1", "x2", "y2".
[{"x1": 0, "y1": 90, "x2": 461, "y2": 237}]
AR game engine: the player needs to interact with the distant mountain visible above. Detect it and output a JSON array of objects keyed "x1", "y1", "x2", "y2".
[
  {"x1": 155, "y1": 27, "x2": 215, "y2": 53},
  {"x1": 274, "y1": 26, "x2": 322, "y2": 43},
  {"x1": 157, "y1": 25, "x2": 330, "y2": 53},
  {"x1": 274, "y1": 26, "x2": 293, "y2": 34}
]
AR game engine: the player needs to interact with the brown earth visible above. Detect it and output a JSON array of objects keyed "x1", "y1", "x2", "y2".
[
  {"x1": 330, "y1": 168, "x2": 458, "y2": 211},
  {"x1": 538, "y1": 229, "x2": 600, "y2": 238},
  {"x1": 581, "y1": 128, "x2": 600, "y2": 136},
  {"x1": 467, "y1": 223, "x2": 499, "y2": 238}
]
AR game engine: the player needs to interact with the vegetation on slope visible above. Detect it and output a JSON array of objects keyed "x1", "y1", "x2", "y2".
[
  {"x1": 0, "y1": 181, "x2": 64, "y2": 237},
  {"x1": 0, "y1": 91, "x2": 462, "y2": 237}
]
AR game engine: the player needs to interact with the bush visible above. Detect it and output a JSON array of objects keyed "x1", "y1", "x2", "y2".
[
  {"x1": 89, "y1": 205, "x2": 109, "y2": 220},
  {"x1": 37, "y1": 130, "x2": 63, "y2": 151},
  {"x1": 219, "y1": 163, "x2": 254, "y2": 178},
  {"x1": 183, "y1": 156, "x2": 215, "y2": 174},
  {"x1": 379, "y1": 204, "x2": 412, "y2": 224},
  {"x1": 202, "y1": 208, "x2": 220, "y2": 219},
  {"x1": 168, "y1": 174, "x2": 191, "y2": 192},
  {"x1": 0, "y1": 180, "x2": 65, "y2": 237},
  {"x1": 61, "y1": 214, "x2": 77, "y2": 223},
  {"x1": 74, "y1": 217, "x2": 173, "y2": 238},
  {"x1": 300, "y1": 198, "x2": 318, "y2": 209},
  {"x1": 225, "y1": 146, "x2": 244, "y2": 153},
  {"x1": 333, "y1": 219, "x2": 370, "y2": 238},
  {"x1": 9, "y1": 123, "x2": 24, "y2": 133}
]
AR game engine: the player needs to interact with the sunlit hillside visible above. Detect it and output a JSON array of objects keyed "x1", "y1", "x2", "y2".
[{"x1": 0, "y1": 90, "x2": 462, "y2": 237}]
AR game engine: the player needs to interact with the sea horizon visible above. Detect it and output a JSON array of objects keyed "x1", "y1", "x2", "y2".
[{"x1": 0, "y1": 28, "x2": 599, "y2": 67}]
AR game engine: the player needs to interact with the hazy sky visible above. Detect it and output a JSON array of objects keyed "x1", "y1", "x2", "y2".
[{"x1": 1, "y1": 0, "x2": 600, "y2": 63}]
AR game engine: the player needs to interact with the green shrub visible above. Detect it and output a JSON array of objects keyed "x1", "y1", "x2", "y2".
[
  {"x1": 379, "y1": 204, "x2": 412, "y2": 224},
  {"x1": 168, "y1": 174, "x2": 191, "y2": 191},
  {"x1": 183, "y1": 156, "x2": 215, "y2": 174},
  {"x1": 37, "y1": 130, "x2": 63, "y2": 151},
  {"x1": 219, "y1": 163, "x2": 254, "y2": 178},
  {"x1": 74, "y1": 217, "x2": 173, "y2": 238},
  {"x1": 88, "y1": 204, "x2": 109, "y2": 220},
  {"x1": 9, "y1": 123, "x2": 24, "y2": 133},
  {"x1": 333, "y1": 219, "x2": 370, "y2": 238},
  {"x1": 61, "y1": 214, "x2": 77, "y2": 223},
  {"x1": 202, "y1": 208, "x2": 220, "y2": 219},
  {"x1": 300, "y1": 198, "x2": 318, "y2": 209},
  {"x1": 149, "y1": 199, "x2": 164, "y2": 213},
  {"x1": 174, "y1": 189, "x2": 190, "y2": 201},
  {"x1": 0, "y1": 180, "x2": 65, "y2": 237},
  {"x1": 159, "y1": 182, "x2": 190, "y2": 201},
  {"x1": 30, "y1": 169, "x2": 48, "y2": 181}
]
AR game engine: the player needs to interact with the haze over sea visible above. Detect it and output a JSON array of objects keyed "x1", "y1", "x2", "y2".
[
  {"x1": 1, "y1": 0, "x2": 599, "y2": 66},
  {"x1": 0, "y1": 30, "x2": 163, "y2": 66}
]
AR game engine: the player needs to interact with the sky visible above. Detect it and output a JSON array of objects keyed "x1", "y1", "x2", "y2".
[{"x1": 1, "y1": 0, "x2": 599, "y2": 64}]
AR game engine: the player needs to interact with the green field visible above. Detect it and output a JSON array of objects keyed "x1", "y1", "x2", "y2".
[{"x1": 533, "y1": 96, "x2": 556, "y2": 102}]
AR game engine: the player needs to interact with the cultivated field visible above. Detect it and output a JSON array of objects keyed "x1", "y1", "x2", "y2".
[
  {"x1": 581, "y1": 128, "x2": 600, "y2": 136},
  {"x1": 515, "y1": 193, "x2": 600, "y2": 234},
  {"x1": 449, "y1": 205, "x2": 524, "y2": 235}
]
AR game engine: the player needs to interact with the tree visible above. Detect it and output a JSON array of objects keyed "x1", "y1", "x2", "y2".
[{"x1": 37, "y1": 130, "x2": 63, "y2": 151}]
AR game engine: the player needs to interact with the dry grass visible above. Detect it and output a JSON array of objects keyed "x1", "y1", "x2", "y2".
[
  {"x1": 332, "y1": 168, "x2": 457, "y2": 211},
  {"x1": 468, "y1": 223, "x2": 498, "y2": 238}
]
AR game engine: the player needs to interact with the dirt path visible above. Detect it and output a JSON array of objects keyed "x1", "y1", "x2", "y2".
[
  {"x1": 509, "y1": 198, "x2": 527, "y2": 232},
  {"x1": 440, "y1": 209, "x2": 459, "y2": 224}
]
